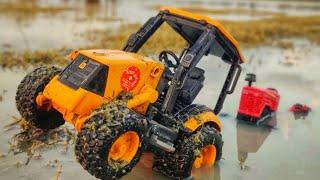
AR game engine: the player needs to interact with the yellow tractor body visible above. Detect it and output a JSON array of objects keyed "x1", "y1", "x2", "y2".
[
  {"x1": 37, "y1": 49, "x2": 164, "y2": 130},
  {"x1": 16, "y1": 6, "x2": 244, "y2": 180}
]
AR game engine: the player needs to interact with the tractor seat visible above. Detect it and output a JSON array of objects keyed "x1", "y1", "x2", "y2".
[
  {"x1": 188, "y1": 67, "x2": 205, "y2": 80},
  {"x1": 178, "y1": 67, "x2": 205, "y2": 104}
]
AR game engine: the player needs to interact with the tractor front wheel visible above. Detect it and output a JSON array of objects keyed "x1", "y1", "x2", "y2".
[
  {"x1": 15, "y1": 66, "x2": 64, "y2": 130},
  {"x1": 75, "y1": 103, "x2": 146, "y2": 179},
  {"x1": 153, "y1": 126, "x2": 223, "y2": 179}
]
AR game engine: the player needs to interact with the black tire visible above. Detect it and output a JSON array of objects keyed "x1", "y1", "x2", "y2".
[
  {"x1": 153, "y1": 126, "x2": 223, "y2": 179},
  {"x1": 256, "y1": 107, "x2": 272, "y2": 125},
  {"x1": 75, "y1": 102, "x2": 146, "y2": 180},
  {"x1": 175, "y1": 104, "x2": 221, "y2": 131},
  {"x1": 15, "y1": 66, "x2": 64, "y2": 130},
  {"x1": 262, "y1": 107, "x2": 271, "y2": 117}
]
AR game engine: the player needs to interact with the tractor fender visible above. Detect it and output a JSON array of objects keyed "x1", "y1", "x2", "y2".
[{"x1": 175, "y1": 104, "x2": 222, "y2": 132}]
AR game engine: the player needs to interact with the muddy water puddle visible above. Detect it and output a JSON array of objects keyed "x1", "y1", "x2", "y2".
[{"x1": 0, "y1": 44, "x2": 319, "y2": 179}]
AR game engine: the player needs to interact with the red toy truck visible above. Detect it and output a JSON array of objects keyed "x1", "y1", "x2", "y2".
[{"x1": 237, "y1": 74, "x2": 280, "y2": 124}]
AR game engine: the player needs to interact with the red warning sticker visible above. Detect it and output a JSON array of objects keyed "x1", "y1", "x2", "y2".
[{"x1": 120, "y1": 66, "x2": 140, "y2": 91}]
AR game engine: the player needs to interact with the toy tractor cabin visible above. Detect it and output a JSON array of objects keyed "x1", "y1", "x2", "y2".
[{"x1": 15, "y1": 7, "x2": 243, "y2": 180}]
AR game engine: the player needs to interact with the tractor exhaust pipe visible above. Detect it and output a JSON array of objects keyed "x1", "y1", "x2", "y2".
[{"x1": 245, "y1": 73, "x2": 256, "y2": 87}]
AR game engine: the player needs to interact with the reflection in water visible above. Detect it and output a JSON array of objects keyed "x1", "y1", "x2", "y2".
[
  {"x1": 237, "y1": 116, "x2": 277, "y2": 170},
  {"x1": 106, "y1": 0, "x2": 118, "y2": 18},
  {"x1": 127, "y1": 153, "x2": 159, "y2": 180},
  {"x1": 192, "y1": 163, "x2": 220, "y2": 180},
  {"x1": 128, "y1": 152, "x2": 221, "y2": 180},
  {"x1": 85, "y1": 0, "x2": 101, "y2": 18},
  {"x1": 292, "y1": 112, "x2": 309, "y2": 120},
  {"x1": 289, "y1": 103, "x2": 311, "y2": 120}
]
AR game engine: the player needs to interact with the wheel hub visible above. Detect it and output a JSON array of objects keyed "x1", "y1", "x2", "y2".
[
  {"x1": 193, "y1": 145, "x2": 217, "y2": 169},
  {"x1": 108, "y1": 131, "x2": 140, "y2": 164}
]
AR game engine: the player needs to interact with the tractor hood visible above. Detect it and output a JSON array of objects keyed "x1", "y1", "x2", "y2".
[
  {"x1": 40, "y1": 49, "x2": 164, "y2": 123},
  {"x1": 41, "y1": 75, "x2": 104, "y2": 122},
  {"x1": 78, "y1": 49, "x2": 157, "y2": 66}
]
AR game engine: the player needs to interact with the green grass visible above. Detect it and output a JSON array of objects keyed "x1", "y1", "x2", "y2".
[
  {"x1": 1, "y1": 15, "x2": 319, "y2": 69},
  {"x1": 222, "y1": 15, "x2": 320, "y2": 47}
]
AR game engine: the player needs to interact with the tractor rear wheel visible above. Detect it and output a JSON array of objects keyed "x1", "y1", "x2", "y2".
[
  {"x1": 75, "y1": 103, "x2": 146, "y2": 179},
  {"x1": 153, "y1": 126, "x2": 223, "y2": 179},
  {"x1": 15, "y1": 66, "x2": 64, "y2": 130}
]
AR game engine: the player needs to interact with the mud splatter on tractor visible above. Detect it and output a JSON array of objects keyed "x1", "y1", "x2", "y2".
[{"x1": 15, "y1": 7, "x2": 243, "y2": 179}]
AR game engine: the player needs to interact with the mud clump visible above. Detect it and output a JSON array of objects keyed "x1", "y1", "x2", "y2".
[
  {"x1": 109, "y1": 159, "x2": 129, "y2": 171},
  {"x1": 88, "y1": 92, "x2": 132, "y2": 123},
  {"x1": 5, "y1": 118, "x2": 75, "y2": 165},
  {"x1": 192, "y1": 130, "x2": 204, "y2": 158}
]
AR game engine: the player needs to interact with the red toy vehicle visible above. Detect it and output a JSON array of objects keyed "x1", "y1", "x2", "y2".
[
  {"x1": 289, "y1": 103, "x2": 311, "y2": 113},
  {"x1": 289, "y1": 103, "x2": 311, "y2": 120},
  {"x1": 237, "y1": 74, "x2": 280, "y2": 124}
]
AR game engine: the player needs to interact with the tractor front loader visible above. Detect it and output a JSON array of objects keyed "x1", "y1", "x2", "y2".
[{"x1": 16, "y1": 7, "x2": 244, "y2": 179}]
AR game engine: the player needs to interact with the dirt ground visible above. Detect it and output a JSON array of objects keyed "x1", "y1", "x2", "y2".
[{"x1": 0, "y1": 0, "x2": 320, "y2": 180}]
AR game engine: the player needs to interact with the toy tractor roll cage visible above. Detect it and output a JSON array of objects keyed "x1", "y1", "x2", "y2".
[
  {"x1": 123, "y1": 8, "x2": 243, "y2": 115},
  {"x1": 15, "y1": 7, "x2": 246, "y2": 179}
]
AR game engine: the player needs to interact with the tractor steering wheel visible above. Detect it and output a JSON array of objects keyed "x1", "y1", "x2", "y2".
[{"x1": 159, "y1": 50, "x2": 180, "y2": 69}]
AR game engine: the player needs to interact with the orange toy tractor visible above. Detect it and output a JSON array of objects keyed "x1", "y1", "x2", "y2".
[{"x1": 15, "y1": 7, "x2": 243, "y2": 179}]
